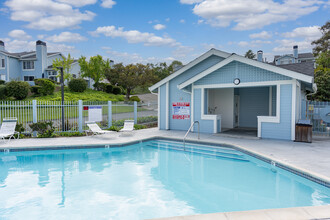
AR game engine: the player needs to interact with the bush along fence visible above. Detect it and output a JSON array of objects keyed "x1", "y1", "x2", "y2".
[
  {"x1": 301, "y1": 99, "x2": 330, "y2": 136},
  {"x1": 0, "y1": 100, "x2": 158, "y2": 134}
]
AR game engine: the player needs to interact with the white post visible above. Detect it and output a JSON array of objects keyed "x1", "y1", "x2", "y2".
[
  {"x1": 78, "y1": 100, "x2": 83, "y2": 132},
  {"x1": 32, "y1": 100, "x2": 37, "y2": 137},
  {"x1": 108, "y1": 101, "x2": 112, "y2": 128}
]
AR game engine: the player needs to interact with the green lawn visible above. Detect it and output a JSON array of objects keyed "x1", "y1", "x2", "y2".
[
  {"x1": 0, "y1": 105, "x2": 147, "y2": 123},
  {"x1": 26, "y1": 88, "x2": 125, "y2": 102}
]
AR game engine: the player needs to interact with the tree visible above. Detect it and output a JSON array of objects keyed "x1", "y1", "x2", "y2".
[
  {"x1": 78, "y1": 55, "x2": 110, "y2": 90},
  {"x1": 244, "y1": 50, "x2": 256, "y2": 59},
  {"x1": 311, "y1": 51, "x2": 330, "y2": 101},
  {"x1": 149, "y1": 60, "x2": 183, "y2": 82},
  {"x1": 311, "y1": 21, "x2": 329, "y2": 57},
  {"x1": 52, "y1": 53, "x2": 74, "y2": 81},
  {"x1": 105, "y1": 63, "x2": 153, "y2": 99}
]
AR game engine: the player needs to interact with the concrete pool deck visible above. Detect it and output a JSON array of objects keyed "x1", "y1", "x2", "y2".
[{"x1": 1, "y1": 128, "x2": 330, "y2": 219}]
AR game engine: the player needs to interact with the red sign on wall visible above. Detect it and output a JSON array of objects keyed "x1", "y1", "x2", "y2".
[{"x1": 172, "y1": 102, "x2": 190, "y2": 120}]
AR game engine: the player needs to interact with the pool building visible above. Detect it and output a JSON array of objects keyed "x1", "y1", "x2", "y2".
[{"x1": 149, "y1": 48, "x2": 316, "y2": 141}]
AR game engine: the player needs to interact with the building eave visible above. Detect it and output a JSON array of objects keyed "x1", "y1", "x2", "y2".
[
  {"x1": 148, "y1": 48, "x2": 231, "y2": 92},
  {"x1": 178, "y1": 54, "x2": 314, "y2": 90}
]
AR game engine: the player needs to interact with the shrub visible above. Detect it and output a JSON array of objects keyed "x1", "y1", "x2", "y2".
[
  {"x1": 57, "y1": 132, "x2": 85, "y2": 137},
  {"x1": 105, "y1": 84, "x2": 113, "y2": 93},
  {"x1": 107, "y1": 126, "x2": 121, "y2": 132},
  {"x1": 31, "y1": 85, "x2": 41, "y2": 94},
  {"x1": 29, "y1": 121, "x2": 55, "y2": 138},
  {"x1": 68, "y1": 78, "x2": 87, "y2": 92},
  {"x1": 0, "y1": 80, "x2": 6, "y2": 85},
  {"x1": 134, "y1": 124, "x2": 147, "y2": 130},
  {"x1": 34, "y1": 79, "x2": 55, "y2": 96},
  {"x1": 0, "y1": 85, "x2": 6, "y2": 99},
  {"x1": 5, "y1": 81, "x2": 30, "y2": 100},
  {"x1": 112, "y1": 86, "x2": 122, "y2": 95},
  {"x1": 129, "y1": 96, "x2": 140, "y2": 102}
]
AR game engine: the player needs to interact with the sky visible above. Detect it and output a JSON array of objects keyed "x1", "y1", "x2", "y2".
[{"x1": 0, "y1": 0, "x2": 329, "y2": 64}]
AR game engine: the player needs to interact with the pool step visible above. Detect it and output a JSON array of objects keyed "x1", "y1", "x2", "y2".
[
  {"x1": 148, "y1": 140, "x2": 241, "y2": 156},
  {"x1": 145, "y1": 142, "x2": 249, "y2": 162},
  {"x1": 151, "y1": 140, "x2": 238, "y2": 153}
]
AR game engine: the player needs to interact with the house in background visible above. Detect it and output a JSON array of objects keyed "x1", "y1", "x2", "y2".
[
  {"x1": 0, "y1": 40, "x2": 88, "y2": 86},
  {"x1": 273, "y1": 45, "x2": 315, "y2": 65},
  {"x1": 150, "y1": 48, "x2": 316, "y2": 141}
]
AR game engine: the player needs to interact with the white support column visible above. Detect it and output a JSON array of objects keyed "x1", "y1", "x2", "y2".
[
  {"x1": 165, "y1": 82, "x2": 169, "y2": 130},
  {"x1": 291, "y1": 80, "x2": 297, "y2": 140},
  {"x1": 157, "y1": 87, "x2": 160, "y2": 130},
  {"x1": 191, "y1": 84, "x2": 194, "y2": 131},
  {"x1": 269, "y1": 86, "x2": 272, "y2": 116}
]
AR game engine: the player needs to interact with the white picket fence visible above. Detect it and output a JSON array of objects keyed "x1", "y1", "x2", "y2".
[{"x1": 0, "y1": 100, "x2": 147, "y2": 133}]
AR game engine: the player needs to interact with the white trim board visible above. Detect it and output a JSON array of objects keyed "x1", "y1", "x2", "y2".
[
  {"x1": 193, "y1": 80, "x2": 295, "y2": 89},
  {"x1": 200, "y1": 88, "x2": 220, "y2": 133},
  {"x1": 149, "y1": 48, "x2": 231, "y2": 92},
  {"x1": 291, "y1": 80, "x2": 297, "y2": 141},
  {"x1": 178, "y1": 54, "x2": 313, "y2": 90},
  {"x1": 165, "y1": 82, "x2": 169, "y2": 130},
  {"x1": 257, "y1": 83, "x2": 281, "y2": 138},
  {"x1": 157, "y1": 86, "x2": 160, "y2": 130}
]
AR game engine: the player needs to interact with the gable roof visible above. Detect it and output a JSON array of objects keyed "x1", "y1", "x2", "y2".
[
  {"x1": 274, "y1": 52, "x2": 314, "y2": 61},
  {"x1": 178, "y1": 53, "x2": 314, "y2": 90},
  {"x1": 272, "y1": 62, "x2": 314, "y2": 77},
  {"x1": 0, "y1": 51, "x2": 61, "y2": 59},
  {"x1": 149, "y1": 48, "x2": 231, "y2": 91}
]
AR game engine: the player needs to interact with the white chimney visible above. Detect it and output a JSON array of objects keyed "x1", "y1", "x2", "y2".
[{"x1": 257, "y1": 50, "x2": 263, "y2": 62}]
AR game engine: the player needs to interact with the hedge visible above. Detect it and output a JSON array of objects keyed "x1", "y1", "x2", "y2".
[
  {"x1": 5, "y1": 81, "x2": 30, "y2": 100},
  {"x1": 68, "y1": 78, "x2": 87, "y2": 92}
]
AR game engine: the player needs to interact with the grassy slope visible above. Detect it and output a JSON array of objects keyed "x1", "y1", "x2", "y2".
[{"x1": 26, "y1": 88, "x2": 125, "y2": 102}]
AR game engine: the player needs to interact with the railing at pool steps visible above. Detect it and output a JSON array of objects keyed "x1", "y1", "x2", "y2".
[{"x1": 183, "y1": 121, "x2": 200, "y2": 151}]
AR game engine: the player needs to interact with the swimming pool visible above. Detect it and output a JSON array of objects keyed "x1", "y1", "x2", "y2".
[{"x1": 0, "y1": 139, "x2": 329, "y2": 219}]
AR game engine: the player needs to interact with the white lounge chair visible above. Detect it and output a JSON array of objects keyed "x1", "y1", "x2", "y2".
[
  {"x1": 0, "y1": 117, "x2": 19, "y2": 142},
  {"x1": 119, "y1": 120, "x2": 134, "y2": 135},
  {"x1": 86, "y1": 121, "x2": 114, "y2": 136}
]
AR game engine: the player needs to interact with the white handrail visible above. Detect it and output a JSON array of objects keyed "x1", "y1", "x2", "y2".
[{"x1": 183, "y1": 121, "x2": 200, "y2": 150}]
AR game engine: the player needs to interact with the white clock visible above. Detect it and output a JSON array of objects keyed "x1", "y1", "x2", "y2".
[{"x1": 233, "y1": 78, "x2": 240, "y2": 85}]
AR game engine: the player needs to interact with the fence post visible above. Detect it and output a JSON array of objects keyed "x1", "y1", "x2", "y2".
[
  {"x1": 32, "y1": 100, "x2": 37, "y2": 137},
  {"x1": 108, "y1": 101, "x2": 112, "y2": 128},
  {"x1": 78, "y1": 100, "x2": 83, "y2": 132},
  {"x1": 134, "y1": 101, "x2": 137, "y2": 124}
]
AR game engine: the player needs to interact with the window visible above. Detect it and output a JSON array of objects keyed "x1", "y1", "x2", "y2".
[
  {"x1": 49, "y1": 76, "x2": 58, "y2": 82},
  {"x1": 1, "y1": 75, "x2": 5, "y2": 81},
  {"x1": 24, "y1": 76, "x2": 35, "y2": 81},
  {"x1": 23, "y1": 61, "x2": 34, "y2": 70},
  {"x1": 0, "y1": 58, "x2": 4, "y2": 68}
]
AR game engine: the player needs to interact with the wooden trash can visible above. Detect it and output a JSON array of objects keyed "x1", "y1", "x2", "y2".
[{"x1": 295, "y1": 119, "x2": 312, "y2": 143}]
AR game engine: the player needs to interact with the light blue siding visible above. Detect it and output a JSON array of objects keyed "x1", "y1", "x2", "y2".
[
  {"x1": 8, "y1": 58, "x2": 20, "y2": 80},
  {"x1": 261, "y1": 84, "x2": 292, "y2": 140},
  {"x1": 47, "y1": 54, "x2": 62, "y2": 67},
  {"x1": 167, "y1": 55, "x2": 224, "y2": 131},
  {"x1": 239, "y1": 87, "x2": 269, "y2": 128},
  {"x1": 0, "y1": 54, "x2": 8, "y2": 80},
  {"x1": 193, "y1": 88, "x2": 214, "y2": 133},
  {"x1": 272, "y1": 86, "x2": 276, "y2": 116},
  {"x1": 195, "y1": 61, "x2": 290, "y2": 85},
  {"x1": 159, "y1": 85, "x2": 166, "y2": 130}
]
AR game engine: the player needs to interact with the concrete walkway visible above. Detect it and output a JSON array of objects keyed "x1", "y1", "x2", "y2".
[{"x1": 1, "y1": 128, "x2": 330, "y2": 220}]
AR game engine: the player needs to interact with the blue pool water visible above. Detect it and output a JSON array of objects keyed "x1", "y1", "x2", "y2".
[{"x1": 0, "y1": 139, "x2": 329, "y2": 219}]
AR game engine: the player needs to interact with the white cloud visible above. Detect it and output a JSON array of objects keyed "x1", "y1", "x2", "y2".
[
  {"x1": 47, "y1": 32, "x2": 87, "y2": 42},
  {"x1": 153, "y1": 24, "x2": 166, "y2": 30},
  {"x1": 249, "y1": 31, "x2": 272, "y2": 39},
  {"x1": 201, "y1": 43, "x2": 216, "y2": 50},
  {"x1": 165, "y1": 18, "x2": 170, "y2": 22},
  {"x1": 37, "y1": 34, "x2": 46, "y2": 39},
  {"x1": 180, "y1": 19, "x2": 185, "y2": 24},
  {"x1": 282, "y1": 26, "x2": 321, "y2": 41},
  {"x1": 238, "y1": 41, "x2": 249, "y2": 47},
  {"x1": 57, "y1": 0, "x2": 97, "y2": 7},
  {"x1": 180, "y1": 0, "x2": 203, "y2": 4},
  {"x1": 197, "y1": 19, "x2": 204, "y2": 24},
  {"x1": 172, "y1": 45, "x2": 194, "y2": 58},
  {"x1": 91, "y1": 26, "x2": 178, "y2": 47},
  {"x1": 103, "y1": 48, "x2": 174, "y2": 64},
  {"x1": 184, "y1": 0, "x2": 323, "y2": 30},
  {"x1": 273, "y1": 39, "x2": 314, "y2": 53},
  {"x1": 4, "y1": 0, "x2": 96, "y2": 31},
  {"x1": 101, "y1": 0, "x2": 116, "y2": 8},
  {"x1": 47, "y1": 42, "x2": 75, "y2": 52},
  {"x1": 8, "y1": 29, "x2": 32, "y2": 40}
]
